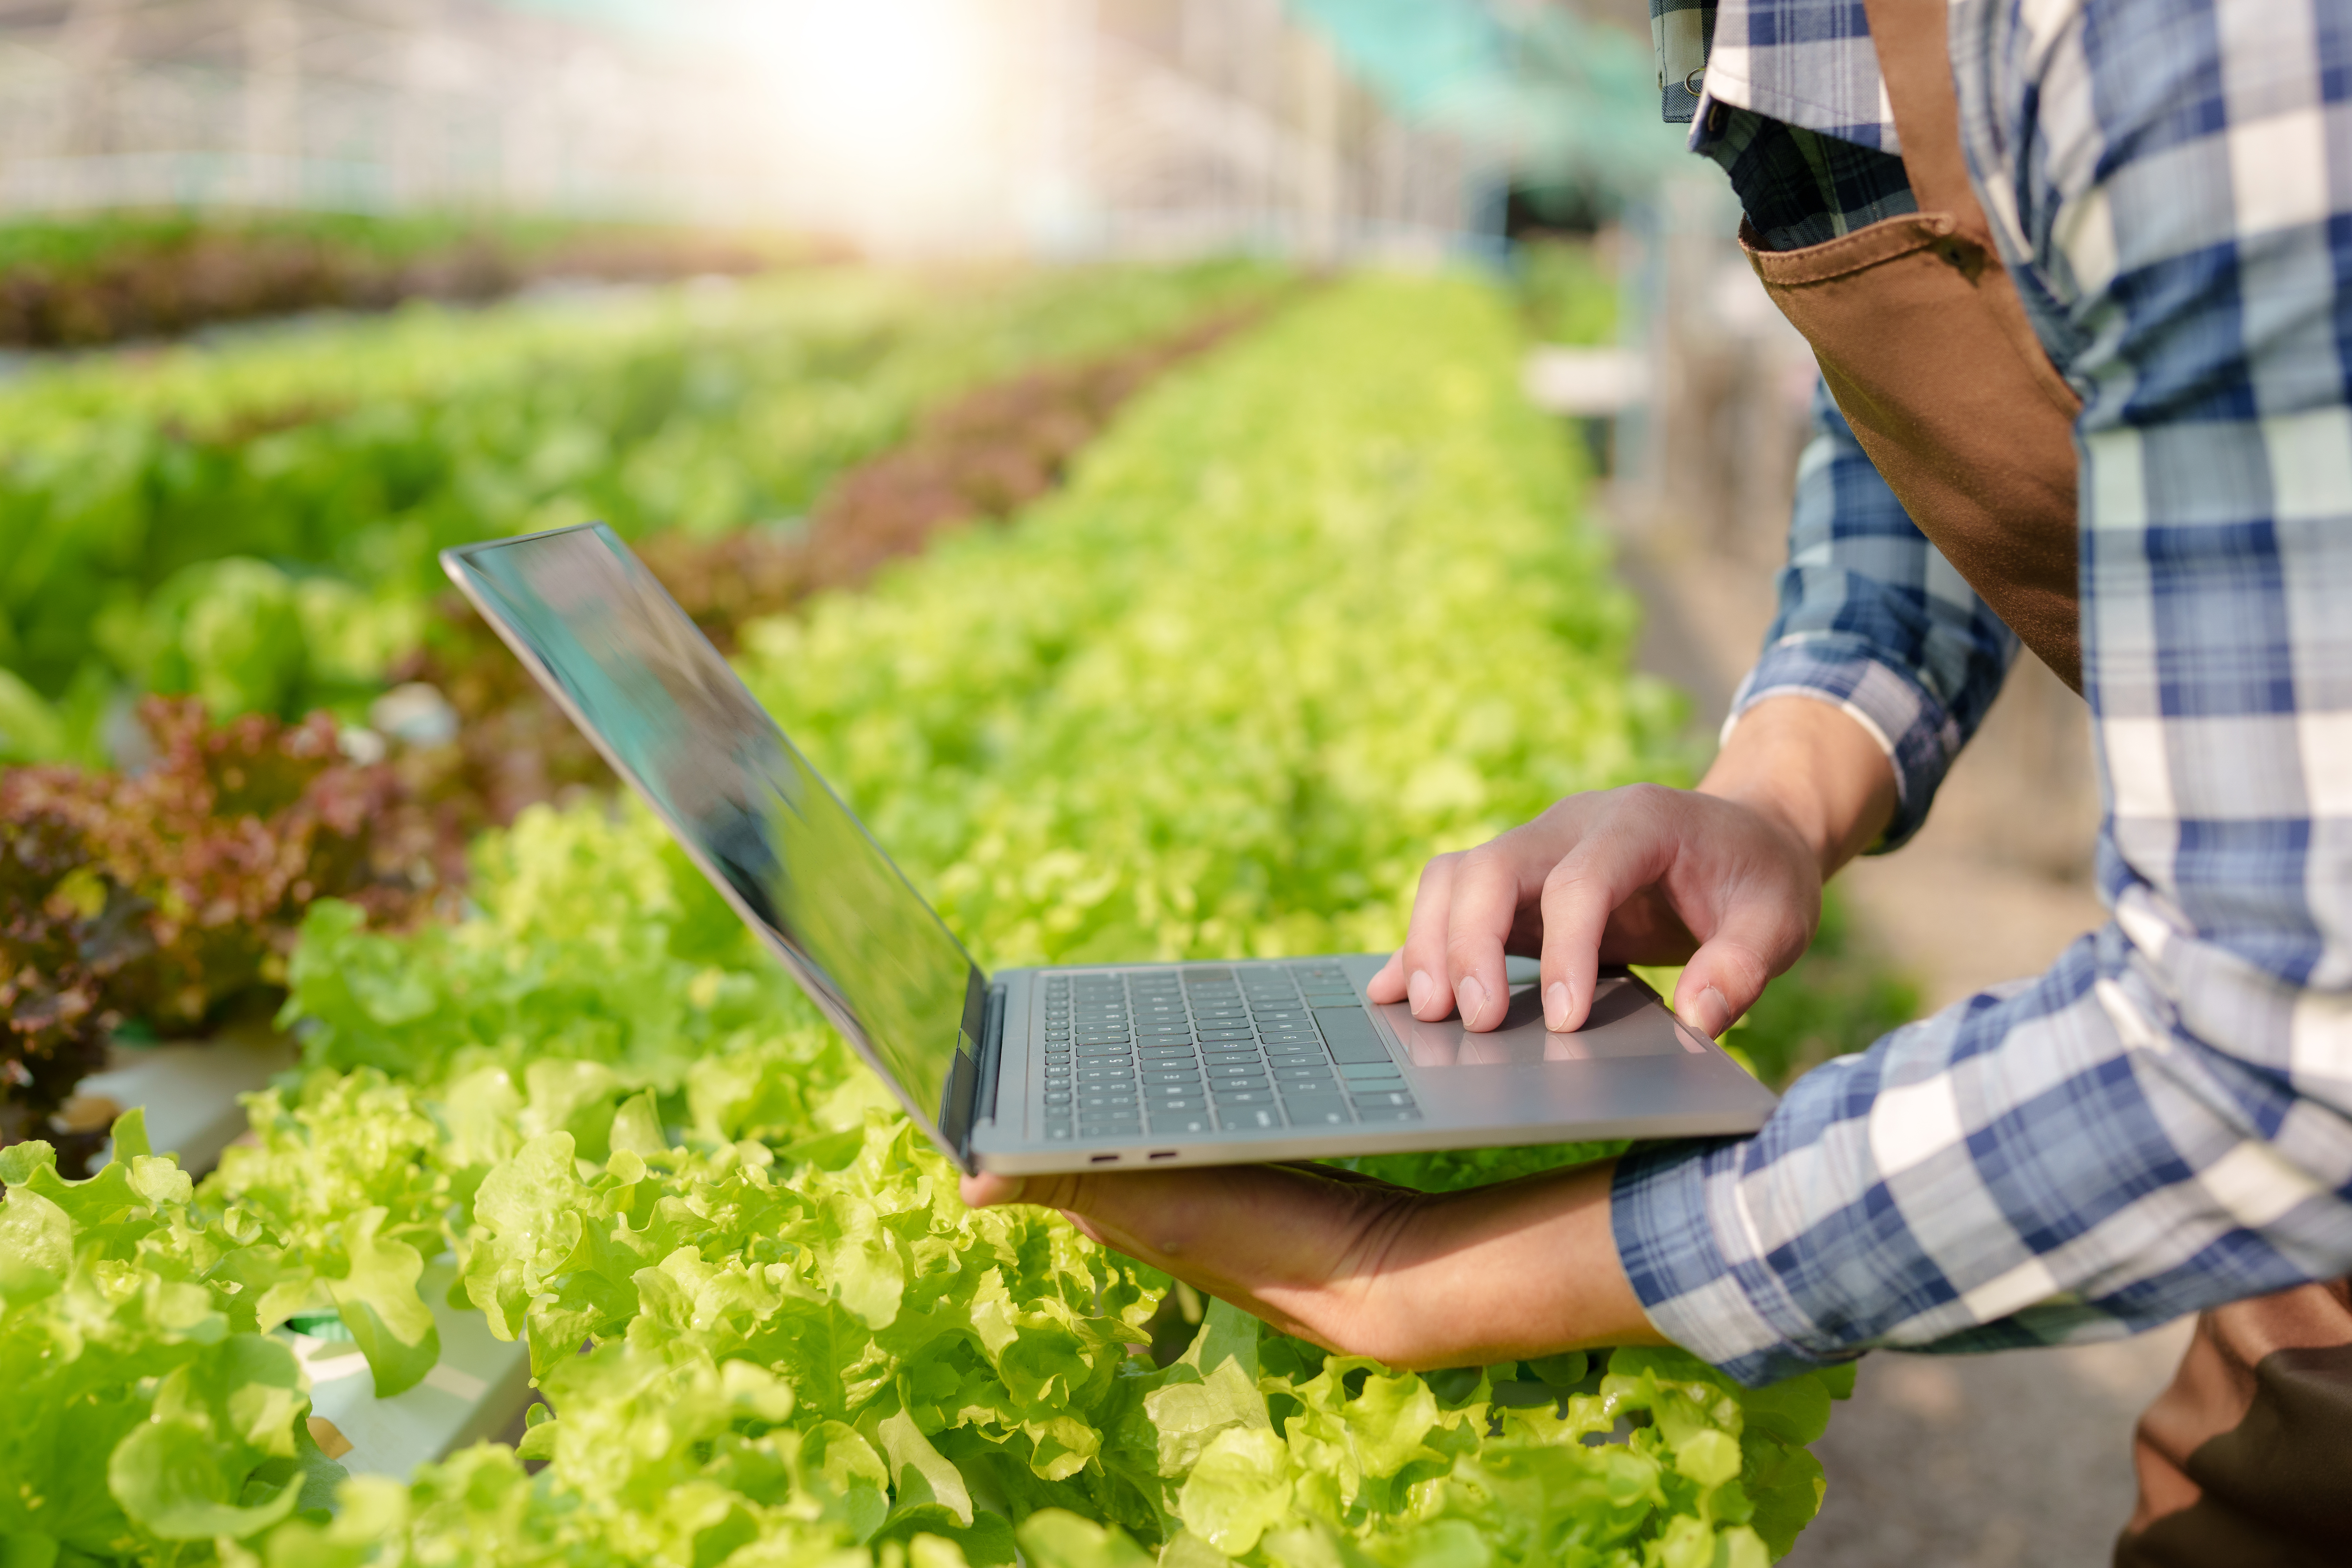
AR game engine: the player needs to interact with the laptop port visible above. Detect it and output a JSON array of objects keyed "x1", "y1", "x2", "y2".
[
  {"x1": 1090, "y1": 1153, "x2": 1120, "y2": 1164},
  {"x1": 1147, "y1": 1150, "x2": 1178, "y2": 1160}
]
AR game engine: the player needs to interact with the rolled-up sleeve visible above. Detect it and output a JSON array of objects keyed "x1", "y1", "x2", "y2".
[{"x1": 1724, "y1": 380, "x2": 2018, "y2": 850}]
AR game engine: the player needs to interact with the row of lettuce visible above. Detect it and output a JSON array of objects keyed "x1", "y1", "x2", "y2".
[
  {"x1": 0, "y1": 210, "x2": 822, "y2": 349},
  {"x1": 2, "y1": 274, "x2": 1857, "y2": 1568},
  {"x1": 0, "y1": 261, "x2": 1288, "y2": 1149},
  {"x1": 0, "y1": 259, "x2": 1281, "y2": 761}
]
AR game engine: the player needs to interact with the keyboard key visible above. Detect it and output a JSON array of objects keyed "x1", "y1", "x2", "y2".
[
  {"x1": 1205, "y1": 1065, "x2": 1265, "y2": 1081},
  {"x1": 1271, "y1": 1064, "x2": 1334, "y2": 1080},
  {"x1": 1046, "y1": 1125, "x2": 1074, "y2": 1140},
  {"x1": 1080, "y1": 1125, "x2": 1140, "y2": 1139},
  {"x1": 1282, "y1": 1095, "x2": 1353, "y2": 1126},
  {"x1": 1351, "y1": 1090, "x2": 1416, "y2": 1110},
  {"x1": 1210, "y1": 1088, "x2": 1276, "y2": 1106},
  {"x1": 1356, "y1": 1105, "x2": 1421, "y2": 1123},
  {"x1": 1337, "y1": 1060, "x2": 1402, "y2": 1080},
  {"x1": 1043, "y1": 1091, "x2": 1072, "y2": 1104},
  {"x1": 1148, "y1": 1110, "x2": 1214, "y2": 1135}
]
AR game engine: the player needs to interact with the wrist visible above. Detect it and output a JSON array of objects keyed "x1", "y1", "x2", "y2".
[{"x1": 1698, "y1": 695, "x2": 1897, "y2": 876}]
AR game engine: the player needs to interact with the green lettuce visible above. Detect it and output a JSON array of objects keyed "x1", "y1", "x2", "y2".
[
  {"x1": 12, "y1": 272, "x2": 1852, "y2": 1566},
  {"x1": 0, "y1": 1111, "x2": 348, "y2": 1563}
]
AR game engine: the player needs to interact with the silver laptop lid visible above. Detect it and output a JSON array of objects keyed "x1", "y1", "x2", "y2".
[{"x1": 441, "y1": 523, "x2": 986, "y2": 1155}]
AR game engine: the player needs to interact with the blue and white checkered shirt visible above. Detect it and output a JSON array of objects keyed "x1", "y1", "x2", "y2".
[{"x1": 1619, "y1": 0, "x2": 2352, "y2": 1386}]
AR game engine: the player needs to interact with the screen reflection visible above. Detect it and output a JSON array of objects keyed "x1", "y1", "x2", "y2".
[{"x1": 448, "y1": 525, "x2": 978, "y2": 1134}]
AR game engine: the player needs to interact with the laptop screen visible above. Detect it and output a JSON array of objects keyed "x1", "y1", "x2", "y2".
[{"x1": 443, "y1": 524, "x2": 982, "y2": 1140}]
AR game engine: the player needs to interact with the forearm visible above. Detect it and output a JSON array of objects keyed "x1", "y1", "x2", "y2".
[
  {"x1": 1698, "y1": 694, "x2": 1897, "y2": 878},
  {"x1": 965, "y1": 1159, "x2": 1665, "y2": 1367},
  {"x1": 1349, "y1": 1158, "x2": 1670, "y2": 1366}
]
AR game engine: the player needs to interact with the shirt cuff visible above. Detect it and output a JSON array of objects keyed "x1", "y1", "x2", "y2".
[
  {"x1": 1721, "y1": 633, "x2": 1964, "y2": 851},
  {"x1": 1611, "y1": 1139, "x2": 1865, "y2": 1387}
]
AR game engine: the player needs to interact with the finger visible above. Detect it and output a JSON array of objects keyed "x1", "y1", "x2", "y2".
[
  {"x1": 1272, "y1": 1159, "x2": 1416, "y2": 1194},
  {"x1": 961, "y1": 1171, "x2": 1030, "y2": 1209},
  {"x1": 1396, "y1": 853, "x2": 1463, "y2": 1020},
  {"x1": 1443, "y1": 840, "x2": 1532, "y2": 1031},
  {"x1": 1366, "y1": 948, "x2": 1407, "y2": 1004},
  {"x1": 1538, "y1": 795, "x2": 1678, "y2": 1032},
  {"x1": 1672, "y1": 896, "x2": 1807, "y2": 1039}
]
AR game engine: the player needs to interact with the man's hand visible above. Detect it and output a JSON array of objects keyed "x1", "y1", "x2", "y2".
[
  {"x1": 1367, "y1": 696, "x2": 1897, "y2": 1038},
  {"x1": 960, "y1": 1159, "x2": 1667, "y2": 1367},
  {"x1": 956, "y1": 700, "x2": 1894, "y2": 1366}
]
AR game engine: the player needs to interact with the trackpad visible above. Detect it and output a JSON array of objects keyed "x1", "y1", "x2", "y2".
[{"x1": 1379, "y1": 973, "x2": 1696, "y2": 1066}]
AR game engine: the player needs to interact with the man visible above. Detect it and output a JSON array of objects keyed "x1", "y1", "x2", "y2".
[{"x1": 967, "y1": 2, "x2": 2352, "y2": 1559}]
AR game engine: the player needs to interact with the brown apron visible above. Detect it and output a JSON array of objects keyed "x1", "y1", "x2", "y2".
[{"x1": 1733, "y1": 0, "x2": 2352, "y2": 1559}]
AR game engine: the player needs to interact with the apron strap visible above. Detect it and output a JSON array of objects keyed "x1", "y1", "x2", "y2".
[{"x1": 1858, "y1": 0, "x2": 1995, "y2": 250}]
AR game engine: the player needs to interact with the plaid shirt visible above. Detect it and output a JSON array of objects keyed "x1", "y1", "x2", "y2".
[{"x1": 1618, "y1": 0, "x2": 2352, "y2": 1387}]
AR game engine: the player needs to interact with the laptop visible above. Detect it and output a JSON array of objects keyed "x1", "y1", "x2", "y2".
[{"x1": 442, "y1": 523, "x2": 1777, "y2": 1174}]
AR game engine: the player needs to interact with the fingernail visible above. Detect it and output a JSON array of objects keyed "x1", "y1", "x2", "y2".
[
  {"x1": 1545, "y1": 981, "x2": 1571, "y2": 1031},
  {"x1": 1407, "y1": 969, "x2": 1435, "y2": 1016},
  {"x1": 1694, "y1": 985, "x2": 1731, "y2": 1039},
  {"x1": 1457, "y1": 975, "x2": 1487, "y2": 1028}
]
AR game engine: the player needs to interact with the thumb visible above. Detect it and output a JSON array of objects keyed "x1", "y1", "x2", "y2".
[{"x1": 1670, "y1": 908, "x2": 1791, "y2": 1039}]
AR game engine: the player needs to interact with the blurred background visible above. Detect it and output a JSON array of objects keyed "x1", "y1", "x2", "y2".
[{"x1": 0, "y1": 3, "x2": 2139, "y2": 1563}]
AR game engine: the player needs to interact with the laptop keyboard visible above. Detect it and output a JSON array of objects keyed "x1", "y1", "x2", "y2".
[{"x1": 1034, "y1": 963, "x2": 1421, "y2": 1142}]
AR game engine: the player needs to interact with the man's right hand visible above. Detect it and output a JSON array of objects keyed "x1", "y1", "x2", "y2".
[{"x1": 1365, "y1": 696, "x2": 1898, "y2": 1039}]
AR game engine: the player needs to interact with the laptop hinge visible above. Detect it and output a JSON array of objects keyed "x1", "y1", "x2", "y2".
[{"x1": 976, "y1": 982, "x2": 1006, "y2": 1130}]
